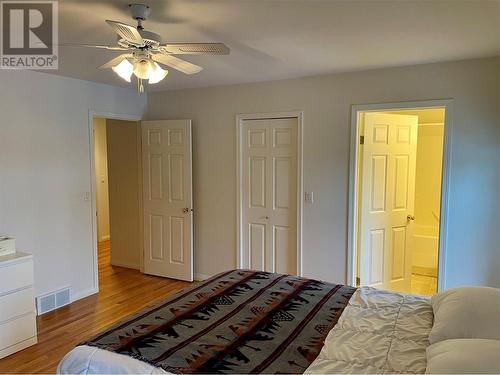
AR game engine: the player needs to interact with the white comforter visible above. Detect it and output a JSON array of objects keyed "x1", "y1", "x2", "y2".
[
  {"x1": 58, "y1": 345, "x2": 167, "y2": 374},
  {"x1": 58, "y1": 287, "x2": 433, "y2": 374},
  {"x1": 306, "y1": 287, "x2": 433, "y2": 374}
]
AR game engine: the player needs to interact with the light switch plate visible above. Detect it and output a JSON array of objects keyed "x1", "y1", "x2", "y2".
[{"x1": 305, "y1": 192, "x2": 314, "y2": 203}]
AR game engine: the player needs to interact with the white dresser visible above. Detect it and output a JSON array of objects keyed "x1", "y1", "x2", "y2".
[{"x1": 0, "y1": 252, "x2": 37, "y2": 359}]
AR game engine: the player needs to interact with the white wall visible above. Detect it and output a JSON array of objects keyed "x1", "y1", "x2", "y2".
[
  {"x1": 106, "y1": 119, "x2": 141, "y2": 270},
  {"x1": 0, "y1": 70, "x2": 146, "y2": 301},
  {"x1": 0, "y1": 57, "x2": 498, "y2": 302},
  {"x1": 145, "y1": 56, "x2": 500, "y2": 289},
  {"x1": 93, "y1": 118, "x2": 110, "y2": 242}
]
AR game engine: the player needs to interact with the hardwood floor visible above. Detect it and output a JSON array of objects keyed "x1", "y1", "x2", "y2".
[{"x1": 0, "y1": 241, "x2": 192, "y2": 374}]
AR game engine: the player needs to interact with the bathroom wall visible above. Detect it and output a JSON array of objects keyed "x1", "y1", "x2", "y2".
[{"x1": 413, "y1": 113, "x2": 445, "y2": 274}]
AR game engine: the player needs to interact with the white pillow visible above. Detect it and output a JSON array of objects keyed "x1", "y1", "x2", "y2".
[
  {"x1": 426, "y1": 339, "x2": 500, "y2": 374},
  {"x1": 429, "y1": 286, "x2": 500, "y2": 343}
]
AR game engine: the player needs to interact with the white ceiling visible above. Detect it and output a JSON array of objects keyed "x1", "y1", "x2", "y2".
[{"x1": 48, "y1": 0, "x2": 500, "y2": 91}]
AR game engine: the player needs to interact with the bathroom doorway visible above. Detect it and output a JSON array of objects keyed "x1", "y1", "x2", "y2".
[{"x1": 348, "y1": 101, "x2": 451, "y2": 295}]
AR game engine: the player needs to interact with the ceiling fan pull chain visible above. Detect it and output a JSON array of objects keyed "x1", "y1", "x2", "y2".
[{"x1": 136, "y1": 77, "x2": 143, "y2": 93}]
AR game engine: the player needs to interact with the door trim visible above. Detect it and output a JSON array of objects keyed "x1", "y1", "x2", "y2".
[
  {"x1": 88, "y1": 110, "x2": 142, "y2": 298},
  {"x1": 347, "y1": 100, "x2": 453, "y2": 292},
  {"x1": 236, "y1": 111, "x2": 304, "y2": 276}
]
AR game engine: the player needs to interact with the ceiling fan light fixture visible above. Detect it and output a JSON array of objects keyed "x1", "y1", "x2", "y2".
[
  {"x1": 133, "y1": 59, "x2": 153, "y2": 80},
  {"x1": 111, "y1": 58, "x2": 133, "y2": 82},
  {"x1": 148, "y1": 62, "x2": 168, "y2": 84},
  {"x1": 94, "y1": 6, "x2": 229, "y2": 93}
]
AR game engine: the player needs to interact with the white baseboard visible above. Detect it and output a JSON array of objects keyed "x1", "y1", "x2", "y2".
[
  {"x1": 55, "y1": 271, "x2": 209, "y2": 316},
  {"x1": 194, "y1": 272, "x2": 211, "y2": 281},
  {"x1": 71, "y1": 286, "x2": 98, "y2": 303},
  {"x1": 110, "y1": 260, "x2": 140, "y2": 270}
]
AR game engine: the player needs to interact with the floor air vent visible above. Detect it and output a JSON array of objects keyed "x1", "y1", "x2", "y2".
[{"x1": 36, "y1": 287, "x2": 71, "y2": 315}]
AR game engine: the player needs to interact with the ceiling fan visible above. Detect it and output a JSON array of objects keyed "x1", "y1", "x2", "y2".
[{"x1": 68, "y1": 3, "x2": 229, "y2": 92}]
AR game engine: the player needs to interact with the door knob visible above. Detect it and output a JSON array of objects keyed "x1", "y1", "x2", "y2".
[
  {"x1": 183, "y1": 207, "x2": 190, "y2": 213},
  {"x1": 407, "y1": 215, "x2": 415, "y2": 221}
]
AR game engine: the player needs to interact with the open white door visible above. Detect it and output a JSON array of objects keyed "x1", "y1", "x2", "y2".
[
  {"x1": 142, "y1": 120, "x2": 193, "y2": 281},
  {"x1": 359, "y1": 113, "x2": 418, "y2": 292}
]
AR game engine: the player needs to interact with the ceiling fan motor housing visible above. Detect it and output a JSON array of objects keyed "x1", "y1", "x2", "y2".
[{"x1": 129, "y1": 3, "x2": 151, "y2": 21}]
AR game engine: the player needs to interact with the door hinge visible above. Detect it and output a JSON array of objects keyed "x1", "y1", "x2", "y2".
[{"x1": 359, "y1": 135, "x2": 365, "y2": 145}]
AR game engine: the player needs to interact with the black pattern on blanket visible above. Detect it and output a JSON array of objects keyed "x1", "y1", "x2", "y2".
[{"x1": 81, "y1": 270, "x2": 356, "y2": 374}]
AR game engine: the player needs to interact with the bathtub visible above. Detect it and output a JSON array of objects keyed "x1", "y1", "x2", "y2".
[{"x1": 411, "y1": 224, "x2": 439, "y2": 276}]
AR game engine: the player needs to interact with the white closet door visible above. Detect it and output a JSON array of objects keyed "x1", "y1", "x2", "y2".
[
  {"x1": 242, "y1": 118, "x2": 297, "y2": 274},
  {"x1": 142, "y1": 120, "x2": 193, "y2": 281},
  {"x1": 359, "y1": 113, "x2": 418, "y2": 292}
]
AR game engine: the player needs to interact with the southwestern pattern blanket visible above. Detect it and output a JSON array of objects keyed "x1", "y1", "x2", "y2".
[{"x1": 82, "y1": 270, "x2": 356, "y2": 374}]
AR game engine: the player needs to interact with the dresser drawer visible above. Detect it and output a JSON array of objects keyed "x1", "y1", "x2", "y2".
[
  {"x1": 0, "y1": 312, "x2": 36, "y2": 350},
  {"x1": 0, "y1": 260, "x2": 33, "y2": 295},
  {"x1": 0, "y1": 287, "x2": 35, "y2": 323}
]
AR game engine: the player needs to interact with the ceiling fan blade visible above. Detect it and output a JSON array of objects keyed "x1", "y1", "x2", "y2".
[
  {"x1": 35, "y1": 42, "x2": 129, "y2": 51},
  {"x1": 99, "y1": 54, "x2": 132, "y2": 69},
  {"x1": 151, "y1": 54, "x2": 203, "y2": 75},
  {"x1": 105, "y1": 20, "x2": 144, "y2": 47},
  {"x1": 159, "y1": 43, "x2": 229, "y2": 55},
  {"x1": 69, "y1": 43, "x2": 129, "y2": 51}
]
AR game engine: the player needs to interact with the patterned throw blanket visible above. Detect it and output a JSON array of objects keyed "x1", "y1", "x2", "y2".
[{"x1": 82, "y1": 270, "x2": 356, "y2": 374}]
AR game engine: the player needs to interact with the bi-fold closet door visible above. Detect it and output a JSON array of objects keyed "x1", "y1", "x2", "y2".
[{"x1": 242, "y1": 118, "x2": 298, "y2": 275}]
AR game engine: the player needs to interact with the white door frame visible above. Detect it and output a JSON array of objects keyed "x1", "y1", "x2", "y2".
[
  {"x1": 87, "y1": 110, "x2": 142, "y2": 298},
  {"x1": 236, "y1": 111, "x2": 304, "y2": 276},
  {"x1": 347, "y1": 100, "x2": 453, "y2": 292}
]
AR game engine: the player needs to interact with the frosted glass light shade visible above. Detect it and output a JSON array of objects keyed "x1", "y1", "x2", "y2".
[
  {"x1": 148, "y1": 62, "x2": 168, "y2": 84},
  {"x1": 113, "y1": 58, "x2": 169, "y2": 86},
  {"x1": 133, "y1": 59, "x2": 153, "y2": 80},
  {"x1": 111, "y1": 59, "x2": 133, "y2": 82}
]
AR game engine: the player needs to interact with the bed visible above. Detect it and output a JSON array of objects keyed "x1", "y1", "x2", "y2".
[{"x1": 58, "y1": 269, "x2": 500, "y2": 374}]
